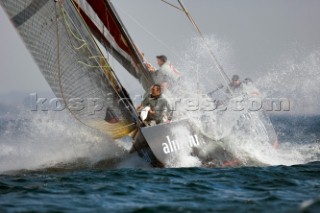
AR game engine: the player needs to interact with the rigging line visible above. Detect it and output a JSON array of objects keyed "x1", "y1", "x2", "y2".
[
  {"x1": 107, "y1": 0, "x2": 153, "y2": 88},
  {"x1": 160, "y1": 0, "x2": 183, "y2": 11},
  {"x1": 69, "y1": 0, "x2": 140, "y2": 120},
  {"x1": 177, "y1": 0, "x2": 234, "y2": 95},
  {"x1": 115, "y1": 5, "x2": 180, "y2": 59},
  {"x1": 55, "y1": 0, "x2": 94, "y2": 132},
  {"x1": 115, "y1": 2, "x2": 226, "y2": 95},
  {"x1": 61, "y1": 7, "x2": 88, "y2": 50},
  {"x1": 65, "y1": 0, "x2": 140, "y2": 129},
  {"x1": 55, "y1": 2, "x2": 79, "y2": 157}
]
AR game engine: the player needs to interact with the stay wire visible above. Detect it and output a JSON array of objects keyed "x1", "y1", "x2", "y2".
[
  {"x1": 176, "y1": 0, "x2": 233, "y2": 95},
  {"x1": 160, "y1": 0, "x2": 183, "y2": 11}
]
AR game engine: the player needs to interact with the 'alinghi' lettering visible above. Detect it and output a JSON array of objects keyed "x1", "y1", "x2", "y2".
[{"x1": 162, "y1": 135, "x2": 204, "y2": 154}]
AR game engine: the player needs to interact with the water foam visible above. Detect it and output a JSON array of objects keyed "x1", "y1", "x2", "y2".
[
  {"x1": 0, "y1": 110, "x2": 128, "y2": 173},
  {"x1": 1, "y1": 37, "x2": 320, "y2": 171},
  {"x1": 169, "y1": 37, "x2": 320, "y2": 167},
  {"x1": 257, "y1": 50, "x2": 320, "y2": 115}
]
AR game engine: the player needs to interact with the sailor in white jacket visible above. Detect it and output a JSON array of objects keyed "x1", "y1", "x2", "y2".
[{"x1": 146, "y1": 55, "x2": 181, "y2": 87}]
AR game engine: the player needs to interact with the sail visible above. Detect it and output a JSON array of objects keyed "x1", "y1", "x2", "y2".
[
  {"x1": 73, "y1": 0, "x2": 154, "y2": 91},
  {"x1": 0, "y1": 0, "x2": 138, "y2": 139}
]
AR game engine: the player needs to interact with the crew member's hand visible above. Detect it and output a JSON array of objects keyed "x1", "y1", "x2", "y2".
[
  {"x1": 136, "y1": 105, "x2": 143, "y2": 112},
  {"x1": 251, "y1": 92, "x2": 260, "y2": 96},
  {"x1": 149, "y1": 110, "x2": 156, "y2": 115},
  {"x1": 162, "y1": 115, "x2": 170, "y2": 123},
  {"x1": 146, "y1": 63, "x2": 155, "y2": 72}
]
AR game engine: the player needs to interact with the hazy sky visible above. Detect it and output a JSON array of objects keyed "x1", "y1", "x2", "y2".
[{"x1": 1, "y1": 0, "x2": 320, "y2": 96}]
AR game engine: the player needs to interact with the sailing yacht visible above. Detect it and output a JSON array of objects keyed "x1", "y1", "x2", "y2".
[{"x1": 0, "y1": 0, "x2": 278, "y2": 167}]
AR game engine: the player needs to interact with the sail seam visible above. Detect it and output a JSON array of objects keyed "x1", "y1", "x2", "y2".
[{"x1": 11, "y1": 0, "x2": 48, "y2": 27}]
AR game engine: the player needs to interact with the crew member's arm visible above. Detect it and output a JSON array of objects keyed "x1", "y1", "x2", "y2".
[
  {"x1": 135, "y1": 45, "x2": 156, "y2": 73},
  {"x1": 146, "y1": 63, "x2": 156, "y2": 73},
  {"x1": 166, "y1": 100, "x2": 173, "y2": 121},
  {"x1": 160, "y1": 99, "x2": 171, "y2": 123},
  {"x1": 136, "y1": 104, "x2": 144, "y2": 112},
  {"x1": 136, "y1": 95, "x2": 149, "y2": 111},
  {"x1": 251, "y1": 91, "x2": 261, "y2": 96},
  {"x1": 149, "y1": 110, "x2": 156, "y2": 115},
  {"x1": 161, "y1": 105, "x2": 169, "y2": 123}
]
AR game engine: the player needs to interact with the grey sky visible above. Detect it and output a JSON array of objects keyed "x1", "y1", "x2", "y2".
[{"x1": 0, "y1": 0, "x2": 320, "y2": 96}]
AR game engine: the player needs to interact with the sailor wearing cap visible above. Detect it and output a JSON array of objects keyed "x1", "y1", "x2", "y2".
[
  {"x1": 146, "y1": 55, "x2": 181, "y2": 89},
  {"x1": 227, "y1": 74, "x2": 243, "y2": 94}
]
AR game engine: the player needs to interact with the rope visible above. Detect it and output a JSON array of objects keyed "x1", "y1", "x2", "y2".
[
  {"x1": 115, "y1": 3, "x2": 227, "y2": 96},
  {"x1": 160, "y1": 0, "x2": 183, "y2": 11},
  {"x1": 75, "y1": 1, "x2": 144, "y2": 127},
  {"x1": 115, "y1": 1, "x2": 233, "y2": 96},
  {"x1": 115, "y1": 5, "x2": 180, "y2": 59},
  {"x1": 176, "y1": 0, "x2": 234, "y2": 95},
  {"x1": 55, "y1": 0, "x2": 94, "y2": 131},
  {"x1": 76, "y1": 56, "x2": 111, "y2": 68},
  {"x1": 59, "y1": 0, "x2": 140, "y2": 131},
  {"x1": 55, "y1": 1, "x2": 79, "y2": 157},
  {"x1": 61, "y1": 2, "x2": 88, "y2": 50}
]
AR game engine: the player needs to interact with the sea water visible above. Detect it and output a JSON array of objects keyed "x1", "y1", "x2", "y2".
[{"x1": 1, "y1": 38, "x2": 320, "y2": 212}]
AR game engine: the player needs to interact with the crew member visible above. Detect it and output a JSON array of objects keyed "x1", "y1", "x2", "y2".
[
  {"x1": 243, "y1": 78, "x2": 260, "y2": 96},
  {"x1": 137, "y1": 84, "x2": 171, "y2": 125},
  {"x1": 227, "y1": 74, "x2": 243, "y2": 94},
  {"x1": 146, "y1": 55, "x2": 181, "y2": 88}
]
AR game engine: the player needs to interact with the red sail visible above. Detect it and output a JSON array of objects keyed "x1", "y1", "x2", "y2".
[
  {"x1": 86, "y1": 0, "x2": 130, "y2": 55},
  {"x1": 73, "y1": 0, "x2": 153, "y2": 90}
]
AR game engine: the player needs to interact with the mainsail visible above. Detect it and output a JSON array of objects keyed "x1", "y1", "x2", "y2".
[
  {"x1": 0, "y1": 0, "x2": 138, "y2": 139},
  {"x1": 72, "y1": 0, "x2": 154, "y2": 91}
]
